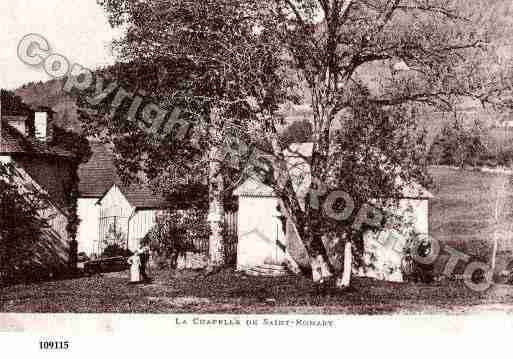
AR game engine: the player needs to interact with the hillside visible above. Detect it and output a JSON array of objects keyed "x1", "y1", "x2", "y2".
[
  {"x1": 15, "y1": 78, "x2": 510, "y2": 148},
  {"x1": 15, "y1": 78, "x2": 82, "y2": 133}
]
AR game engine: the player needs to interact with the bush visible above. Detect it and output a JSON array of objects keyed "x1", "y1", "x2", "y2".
[
  {"x1": 279, "y1": 119, "x2": 313, "y2": 147},
  {"x1": 402, "y1": 234, "x2": 434, "y2": 283},
  {"x1": 77, "y1": 252, "x2": 90, "y2": 263},
  {"x1": 144, "y1": 209, "x2": 210, "y2": 269},
  {"x1": 428, "y1": 117, "x2": 489, "y2": 168},
  {"x1": 101, "y1": 222, "x2": 127, "y2": 255},
  {"x1": 84, "y1": 256, "x2": 129, "y2": 275},
  {"x1": 0, "y1": 163, "x2": 48, "y2": 284},
  {"x1": 101, "y1": 244, "x2": 132, "y2": 258}
]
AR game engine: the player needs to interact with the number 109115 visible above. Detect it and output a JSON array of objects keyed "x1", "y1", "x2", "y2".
[{"x1": 39, "y1": 341, "x2": 69, "y2": 350}]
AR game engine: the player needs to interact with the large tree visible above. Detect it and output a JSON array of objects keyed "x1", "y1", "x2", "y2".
[
  {"x1": 86, "y1": 0, "x2": 509, "y2": 285},
  {"x1": 241, "y1": 0, "x2": 510, "y2": 285},
  {"x1": 82, "y1": 0, "x2": 294, "y2": 269}
]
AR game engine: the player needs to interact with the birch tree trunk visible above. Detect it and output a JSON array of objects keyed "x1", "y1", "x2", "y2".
[
  {"x1": 491, "y1": 179, "x2": 505, "y2": 273},
  {"x1": 336, "y1": 241, "x2": 352, "y2": 288},
  {"x1": 207, "y1": 142, "x2": 226, "y2": 268},
  {"x1": 306, "y1": 229, "x2": 333, "y2": 284},
  {"x1": 269, "y1": 136, "x2": 333, "y2": 283},
  {"x1": 304, "y1": 128, "x2": 334, "y2": 284}
]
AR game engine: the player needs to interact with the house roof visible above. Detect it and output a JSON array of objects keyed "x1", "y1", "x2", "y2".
[
  {"x1": 80, "y1": 142, "x2": 171, "y2": 208},
  {"x1": 10, "y1": 165, "x2": 69, "y2": 218},
  {"x1": 233, "y1": 177, "x2": 275, "y2": 197},
  {"x1": 77, "y1": 142, "x2": 120, "y2": 198},
  {"x1": 0, "y1": 122, "x2": 75, "y2": 158},
  {"x1": 234, "y1": 142, "x2": 434, "y2": 200},
  {"x1": 98, "y1": 183, "x2": 171, "y2": 209},
  {"x1": 120, "y1": 185, "x2": 170, "y2": 209}
]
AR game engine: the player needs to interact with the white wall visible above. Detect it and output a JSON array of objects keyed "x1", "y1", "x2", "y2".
[
  {"x1": 128, "y1": 209, "x2": 162, "y2": 252},
  {"x1": 237, "y1": 196, "x2": 286, "y2": 269},
  {"x1": 398, "y1": 198, "x2": 429, "y2": 235},
  {"x1": 99, "y1": 185, "x2": 133, "y2": 218},
  {"x1": 235, "y1": 166, "x2": 433, "y2": 279},
  {"x1": 97, "y1": 185, "x2": 133, "y2": 254},
  {"x1": 236, "y1": 194, "x2": 430, "y2": 281},
  {"x1": 34, "y1": 112, "x2": 48, "y2": 141},
  {"x1": 77, "y1": 188, "x2": 165, "y2": 254},
  {"x1": 358, "y1": 198, "x2": 430, "y2": 282},
  {"x1": 77, "y1": 198, "x2": 99, "y2": 255},
  {"x1": 80, "y1": 185, "x2": 168, "y2": 254}
]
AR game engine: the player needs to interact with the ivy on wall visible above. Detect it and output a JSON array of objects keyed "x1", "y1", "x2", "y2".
[{"x1": 49, "y1": 126, "x2": 92, "y2": 242}]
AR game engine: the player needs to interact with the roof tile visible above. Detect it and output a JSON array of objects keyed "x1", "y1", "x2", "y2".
[
  {"x1": 0, "y1": 121, "x2": 75, "y2": 158},
  {"x1": 79, "y1": 142, "x2": 170, "y2": 208}
]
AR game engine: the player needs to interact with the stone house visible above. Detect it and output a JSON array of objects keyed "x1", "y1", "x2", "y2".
[{"x1": 0, "y1": 93, "x2": 78, "y2": 273}]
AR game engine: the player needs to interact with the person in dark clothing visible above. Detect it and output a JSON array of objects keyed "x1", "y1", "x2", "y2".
[{"x1": 138, "y1": 244, "x2": 151, "y2": 282}]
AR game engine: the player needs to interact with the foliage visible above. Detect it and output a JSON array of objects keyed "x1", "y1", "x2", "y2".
[
  {"x1": 49, "y1": 126, "x2": 92, "y2": 163},
  {"x1": 402, "y1": 232, "x2": 435, "y2": 283},
  {"x1": 428, "y1": 117, "x2": 489, "y2": 167},
  {"x1": 101, "y1": 244, "x2": 132, "y2": 258},
  {"x1": 15, "y1": 78, "x2": 85, "y2": 135},
  {"x1": 2, "y1": 89, "x2": 89, "y2": 244},
  {"x1": 1, "y1": 90, "x2": 33, "y2": 116},
  {"x1": 87, "y1": 0, "x2": 510, "y2": 282},
  {"x1": 84, "y1": 0, "x2": 296, "y2": 267},
  {"x1": 143, "y1": 209, "x2": 211, "y2": 269},
  {"x1": 304, "y1": 96, "x2": 431, "y2": 264},
  {"x1": 84, "y1": 0, "x2": 294, "y2": 193},
  {"x1": 279, "y1": 119, "x2": 313, "y2": 147},
  {"x1": 101, "y1": 221, "x2": 128, "y2": 256},
  {"x1": 225, "y1": 0, "x2": 508, "y2": 282},
  {"x1": 0, "y1": 163, "x2": 48, "y2": 283},
  {"x1": 49, "y1": 126, "x2": 92, "y2": 241},
  {"x1": 100, "y1": 221, "x2": 131, "y2": 258}
]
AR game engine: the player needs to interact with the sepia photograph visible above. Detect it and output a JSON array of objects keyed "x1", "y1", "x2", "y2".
[{"x1": 1, "y1": 0, "x2": 513, "y2": 354}]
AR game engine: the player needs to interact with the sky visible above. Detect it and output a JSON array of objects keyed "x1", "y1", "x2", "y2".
[{"x1": 0, "y1": 0, "x2": 117, "y2": 90}]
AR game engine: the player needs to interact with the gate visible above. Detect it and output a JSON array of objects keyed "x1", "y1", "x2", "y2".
[
  {"x1": 173, "y1": 210, "x2": 238, "y2": 265},
  {"x1": 95, "y1": 205, "x2": 129, "y2": 256},
  {"x1": 224, "y1": 210, "x2": 238, "y2": 265}
]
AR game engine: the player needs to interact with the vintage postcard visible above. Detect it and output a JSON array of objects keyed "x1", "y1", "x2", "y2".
[{"x1": 1, "y1": 0, "x2": 513, "y2": 356}]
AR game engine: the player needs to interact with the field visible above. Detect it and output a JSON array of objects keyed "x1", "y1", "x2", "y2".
[
  {"x1": 2, "y1": 166, "x2": 513, "y2": 314},
  {"x1": 429, "y1": 166, "x2": 513, "y2": 264}
]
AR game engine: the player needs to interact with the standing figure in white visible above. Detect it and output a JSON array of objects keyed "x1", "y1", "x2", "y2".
[{"x1": 127, "y1": 251, "x2": 141, "y2": 284}]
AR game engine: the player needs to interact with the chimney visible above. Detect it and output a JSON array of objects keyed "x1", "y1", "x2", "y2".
[
  {"x1": 0, "y1": 89, "x2": 2, "y2": 149},
  {"x1": 35, "y1": 111, "x2": 48, "y2": 142},
  {"x1": 0, "y1": 92, "x2": 9, "y2": 163}
]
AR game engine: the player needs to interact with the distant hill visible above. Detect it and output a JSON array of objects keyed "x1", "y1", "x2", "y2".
[
  {"x1": 14, "y1": 76, "x2": 509, "y2": 150},
  {"x1": 15, "y1": 78, "x2": 83, "y2": 134}
]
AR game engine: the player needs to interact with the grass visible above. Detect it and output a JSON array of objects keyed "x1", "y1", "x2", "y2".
[
  {"x1": 2, "y1": 269, "x2": 513, "y2": 314},
  {"x1": 429, "y1": 166, "x2": 513, "y2": 263}
]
